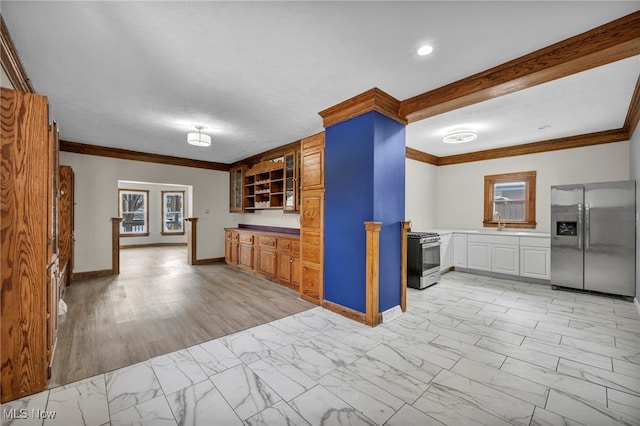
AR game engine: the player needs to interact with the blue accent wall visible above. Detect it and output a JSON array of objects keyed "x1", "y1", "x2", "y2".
[{"x1": 324, "y1": 111, "x2": 405, "y2": 313}]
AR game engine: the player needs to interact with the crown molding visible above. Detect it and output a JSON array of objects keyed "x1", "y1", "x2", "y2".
[
  {"x1": 398, "y1": 11, "x2": 640, "y2": 123},
  {"x1": 60, "y1": 140, "x2": 230, "y2": 171},
  {"x1": 405, "y1": 147, "x2": 439, "y2": 165},
  {"x1": 319, "y1": 87, "x2": 406, "y2": 128},
  {"x1": 0, "y1": 15, "x2": 34, "y2": 93},
  {"x1": 427, "y1": 128, "x2": 627, "y2": 166}
]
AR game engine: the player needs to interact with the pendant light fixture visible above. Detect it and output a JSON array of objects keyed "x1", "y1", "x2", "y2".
[{"x1": 187, "y1": 125, "x2": 211, "y2": 147}]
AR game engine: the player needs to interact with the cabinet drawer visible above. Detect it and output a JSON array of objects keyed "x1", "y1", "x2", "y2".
[
  {"x1": 259, "y1": 236, "x2": 277, "y2": 248},
  {"x1": 519, "y1": 236, "x2": 550, "y2": 248},
  {"x1": 239, "y1": 233, "x2": 254, "y2": 244},
  {"x1": 225, "y1": 230, "x2": 238, "y2": 240},
  {"x1": 277, "y1": 238, "x2": 292, "y2": 251},
  {"x1": 291, "y1": 240, "x2": 301, "y2": 254},
  {"x1": 468, "y1": 233, "x2": 518, "y2": 245}
]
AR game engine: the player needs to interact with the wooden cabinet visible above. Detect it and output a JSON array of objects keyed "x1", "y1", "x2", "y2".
[
  {"x1": 283, "y1": 150, "x2": 301, "y2": 212},
  {"x1": 59, "y1": 165, "x2": 74, "y2": 286},
  {"x1": 224, "y1": 230, "x2": 239, "y2": 265},
  {"x1": 300, "y1": 133, "x2": 324, "y2": 190},
  {"x1": 224, "y1": 228, "x2": 301, "y2": 290},
  {"x1": 238, "y1": 233, "x2": 254, "y2": 269},
  {"x1": 277, "y1": 238, "x2": 300, "y2": 289},
  {"x1": 257, "y1": 236, "x2": 277, "y2": 276},
  {"x1": 1, "y1": 88, "x2": 58, "y2": 402},
  {"x1": 244, "y1": 162, "x2": 285, "y2": 210},
  {"x1": 299, "y1": 132, "x2": 325, "y2": 305},
  {"x1": 229, "y1": 166, "x2": 244, "y2": 212}
]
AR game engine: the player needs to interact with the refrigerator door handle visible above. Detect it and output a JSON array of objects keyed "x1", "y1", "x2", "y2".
[
  {"x1": 585, "y1": 203, "x2": 590, "y2": 249},
  {"x1": 577, "y1": 203, "x2": 583, "y2": 249}
]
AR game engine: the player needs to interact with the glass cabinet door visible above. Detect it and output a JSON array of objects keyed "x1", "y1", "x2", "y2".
[{"x1": 284, "y1": 152, "x2": 295, "y2": 211}]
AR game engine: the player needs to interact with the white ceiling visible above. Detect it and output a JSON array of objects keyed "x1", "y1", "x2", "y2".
[{"x1": 2, "y1": 1, "x2": 638, "y2": 164}]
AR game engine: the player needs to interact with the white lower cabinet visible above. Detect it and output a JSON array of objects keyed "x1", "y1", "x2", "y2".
[
  {"x1": 492, "y1": 244, "x2": 519, "y2": 275},
  {"x1": 467, "y1": 241, "x2": 492, "y2": 271},
  {"x1": 451, "y1": 232, "x2": 550, "y2": 281},
  {"x1": 453, "y1": 233, "x2": 467, "y2": 268},
  {"x1": 440, "y1": 233, "x2": 453, "y2": 271},
  {"x1": 467, "y1": 234, "x2": 521, "y2": 276},
  {"x1": 520, "y1": 237, "x2": 550, "y2": 280}
]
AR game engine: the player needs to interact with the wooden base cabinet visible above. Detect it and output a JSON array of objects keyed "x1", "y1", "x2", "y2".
[
  {"x1": 224, "y1": 228, "x2": 301, "y2": 290},
  {"x1": 277, "y1": 239, "x2": 301, "y2": 290}
]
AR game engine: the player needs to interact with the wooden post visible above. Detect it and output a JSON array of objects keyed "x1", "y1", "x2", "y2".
[
  {"x1": 184, "y1": 218, "x2": 198, "y2": 265},
  {"x1": 111, "y1": 218, "x2": 123, "y2": 274},
  {"x1": 364, "y1": 221, "x2": 382, "y2": 327},
  {"x1": 401, "y1": 221, "x2": 411, "y2": 312}
]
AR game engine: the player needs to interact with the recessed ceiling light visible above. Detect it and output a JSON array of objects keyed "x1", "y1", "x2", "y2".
[
  {"x1": 417, "y1": 45, "x2": 433, "y2": 56},
  {"x1": 443, "y1": 129, "x2": 478, "y2": 144}
]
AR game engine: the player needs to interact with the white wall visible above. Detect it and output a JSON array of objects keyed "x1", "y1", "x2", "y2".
[
  {"x1": 629, "y1": 128, "x2": 640, "y2": 301},
  {"x1": 117, "y1": 181, "x2": 191, "y2": 246},
  {"x1": 234, "y1": 209, "x2": 300, "y2": 229},
  {"x1": 405, "y1": 158, "x2": 438, "y2": 231},
  {"x1": 1, "y1": 66, "x2": 13, "y2": 88},
  {"x1": 434, "y1": 141, "x2": 631, "y2": 233},
  {"x1": 60, "y1": 152, "x2": 235, "y2": 272}
]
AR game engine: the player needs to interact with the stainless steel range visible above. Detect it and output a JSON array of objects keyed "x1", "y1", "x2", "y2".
[{"x1": 407, "y1": 231, "x2": 441, "y2": 289}]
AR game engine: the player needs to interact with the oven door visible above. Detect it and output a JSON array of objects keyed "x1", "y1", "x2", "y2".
[{"x1": 421, "y1": 241, "x2": 441, "y2": 275}]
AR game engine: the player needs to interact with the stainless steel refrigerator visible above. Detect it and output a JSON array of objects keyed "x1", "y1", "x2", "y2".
[{"x1": 551, "y1": 180, "x2": 636, "y2": 298}]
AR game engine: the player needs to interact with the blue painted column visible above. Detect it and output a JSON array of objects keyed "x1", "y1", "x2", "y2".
[{"x1": 323, "y1": 108, "x2": 406, "y2": 318}]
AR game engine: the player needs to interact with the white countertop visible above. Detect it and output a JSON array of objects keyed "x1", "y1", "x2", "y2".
[{"x1": 424, "y1": 228, "x2": 550, "y2": 238}]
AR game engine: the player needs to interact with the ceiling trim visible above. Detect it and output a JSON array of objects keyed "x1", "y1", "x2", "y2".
[
  {"x1": 435, "y1": 128, "x2": 628, "y2": 166},
  {"x1": 398, "y1": 11, "x2": 640, "y2": 123},
  {"x1": 406, "y1": 147, "x2": 438, "y2": 166},
  {"x1": 60, "y1": 140, "x2": 230, "y2": 171},
  {"x1": 624, "y1": 74, "x2": 640, "y2": 138},
  {"x1": 0, "y1": 15, "x2": 34, "y2": 93},
  {"x1": 318, "y1": 88, "x2": 407, "y2": 128},
  {"x1": 231, "y1": 139, "x2": 301, "y2": 168}
]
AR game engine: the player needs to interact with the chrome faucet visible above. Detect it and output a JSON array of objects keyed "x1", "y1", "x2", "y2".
[{"x1": 494, "y1": 211, "x2": 505, "y2": 230}]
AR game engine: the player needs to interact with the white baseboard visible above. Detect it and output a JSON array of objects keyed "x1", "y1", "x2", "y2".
[
  {"x1": 635, "y1": 297, "x2": 640, "y2": 316},
  {"x1": 382, "y1": 305, "x2": 403, "y2": 323}
]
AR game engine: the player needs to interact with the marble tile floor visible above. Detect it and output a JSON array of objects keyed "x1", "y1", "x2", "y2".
[{"x1": 3, "y1": 271, "x2": 640, "y2": 426}]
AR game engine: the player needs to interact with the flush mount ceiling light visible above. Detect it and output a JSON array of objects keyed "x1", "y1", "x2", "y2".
[
  {"x1": 187, "y1": 125, "x2": 211, "y2": 147},
  {"x1": 443, "y1": 129, "x2": 478, "y2": 144},
  {"x1": 416, "y1": 45, "x2": 434, "y2": 56}
]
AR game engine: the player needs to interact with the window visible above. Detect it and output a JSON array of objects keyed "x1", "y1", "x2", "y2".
[
  {"x1": 119, "y1": 189, "x2": 149, "y2": 236},
  {"x1": 162, "y1": 191, "x2": 184, "y2": 235},
  {"x1": 483, "y1": 171, "x2": 536, "y2": 229}
]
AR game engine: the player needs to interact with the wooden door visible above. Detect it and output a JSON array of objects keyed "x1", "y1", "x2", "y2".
[
  {"x1": 1, "y1": 88, "x2": 51, "y2": 402},
  {"x1": 239, "y1": 244, "x2": 254, "y2": 269},
  {"x1": 300, "y1": 133, "x2": 324, "y2": 190},
  {"x1": 59, "y1": 166, "x2": 74, "y2": 286}
]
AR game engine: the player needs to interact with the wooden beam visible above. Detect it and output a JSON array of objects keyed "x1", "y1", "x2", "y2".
[
  {"x1": 60, "y1": 140, "x2": 230, "y2": 171},
  {"x1": 319, "y1": 88, "x2": 406, "y2": 128},
  {"x1": 399, "y1": 11, "x2": 640, "y2": 123},
  {"x1": 0, "y1": 16, "x2": 34, "y2": 93},
  {"x1": 437, "y1": 129, "x2": 628, "y2": 166},
  {"x1": 624, "y1": 73, "x2": 640, "y2": 138}
]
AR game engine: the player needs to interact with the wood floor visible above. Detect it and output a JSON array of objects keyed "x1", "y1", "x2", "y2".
[{"x1": 49, "y1": 246, "x2": 316, "y2": 387}]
